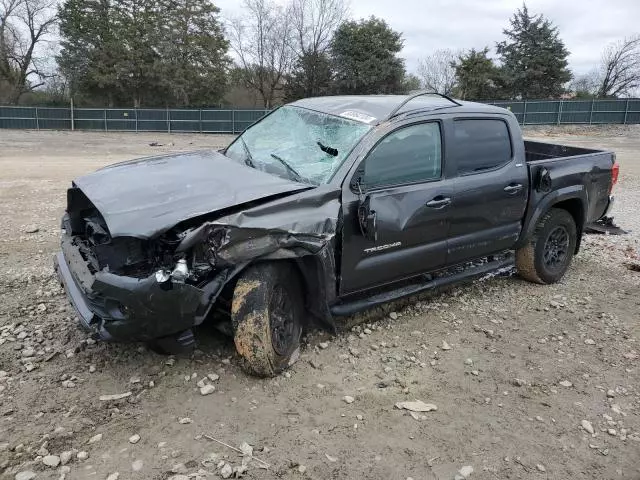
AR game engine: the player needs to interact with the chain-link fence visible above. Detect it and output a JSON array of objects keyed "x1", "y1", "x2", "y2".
[
  {"x1": 0, "y1": 107, "x2": 271, "y2": 132},
  {"x1": 1, "y1": 100, "x2": 639, "y2": 132},
  {"x1": 488, "y1": 99, "x2": 640, "y2": 125}
]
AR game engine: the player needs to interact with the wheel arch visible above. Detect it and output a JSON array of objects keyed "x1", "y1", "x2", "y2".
[
  {"x1": 552, "y1": 198, "x2": 585, "y2": 253},
  {"x1": 228, "y1": 252, "x2": 337, "y2": 331},
  {"x1": 519, "y1": 187, "x2": 587, "y2": 253}
]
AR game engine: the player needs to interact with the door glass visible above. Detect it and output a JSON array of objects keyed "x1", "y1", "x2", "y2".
[
  {"x1": 453, "y1": 119, "x2": 512, "y2": 174},
  {"x1": 363, "y1": 122, "x2": 442, "y2": 188}
]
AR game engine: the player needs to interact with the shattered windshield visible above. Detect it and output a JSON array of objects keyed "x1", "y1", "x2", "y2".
[{"x1": 225, "y1": 106, "x2": 372, "y2": 185}]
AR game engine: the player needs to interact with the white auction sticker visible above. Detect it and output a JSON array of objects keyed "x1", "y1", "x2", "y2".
[{"x1": 340, "y1": 110, "x2": 376, "y2": 123}]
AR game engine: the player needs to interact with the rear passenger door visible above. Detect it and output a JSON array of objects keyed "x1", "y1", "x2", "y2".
[
  {"x1": 340, "y1": 121, "x2": 454, "y2": 294},
  {"x1": 447, "y1": 117, "x2": 528, "y2": 263}
]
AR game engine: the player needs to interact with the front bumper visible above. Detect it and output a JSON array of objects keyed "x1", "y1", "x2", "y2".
[{"x1": 54, "y1": 236, "x2": 211, "y2": 342}]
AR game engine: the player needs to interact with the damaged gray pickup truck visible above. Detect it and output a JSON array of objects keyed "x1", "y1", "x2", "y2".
[{"x1": 55, "y1": 92, "x2": 619, "y2": 376}]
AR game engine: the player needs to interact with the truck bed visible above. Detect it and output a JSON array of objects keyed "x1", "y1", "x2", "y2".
[
  {"x1": 522, "y1": 140, "x2": 615, "y2": 237},
  {"x1": 524, "y1": 140, "x2": 605, "y2": 163}
]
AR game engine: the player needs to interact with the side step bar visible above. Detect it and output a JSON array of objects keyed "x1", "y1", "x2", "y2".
[{"x1": 330, "y1": 256, "x2": 514, "y2": 317}]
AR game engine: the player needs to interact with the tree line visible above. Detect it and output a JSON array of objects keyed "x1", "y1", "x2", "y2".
[{"x1": 0, "y1": 0, "x2": 638, "y2": 107}]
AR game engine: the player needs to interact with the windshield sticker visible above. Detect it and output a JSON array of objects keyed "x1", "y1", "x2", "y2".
[{"x1": 340, "y1": 110, "x2": 376, "y2": 124}]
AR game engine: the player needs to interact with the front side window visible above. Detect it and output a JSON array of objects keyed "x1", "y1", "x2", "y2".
[
  {"x1": 225, "y1": 106, "x2": 372, "y2": 185},
  {"x1": 363, "y1": 122, "x2": 442, "y2": 189},
  {"x1": 453, "y1": 119, "x2": 512, "y2": 174}
]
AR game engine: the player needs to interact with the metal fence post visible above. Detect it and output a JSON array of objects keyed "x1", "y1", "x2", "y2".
[
  {"x1": 522, "y1": 100, "x2": 527, "y2": 125},
  {"x1": 623, "y1": 99, "x2": 630, "y2": 124},
  {"x1": 104, "y1": 109, "x2": 108, "y2": 131},
  {"x1": 167, "y1": 108, "x2": 170, "y2": 134},
  {"x1": 70, "y1": 98, "x2": 75, "y2": 131},
  {"x1": 557, "y1": 100, "x2": 563, "y2": 125},
  {"x1": 589, "y1": 99, "x2": 595, "y2": 124},
  {"x1": 135, "y1": 108, "x2": 138, "y2": 132},
  {"x1": 232, "y1": 109, "x2": 235, "y2": 134},
  {"x1": 199, "y1": 109, "x2": 202, "y2": 133},
  {"x1": 35, "y1": 107, "x2": 39, "y2": 131}
]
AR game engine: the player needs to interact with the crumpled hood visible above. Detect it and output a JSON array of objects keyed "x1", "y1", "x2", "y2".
[{"x1": 72, "y1": 150, "x2": 310, "y2": 239}]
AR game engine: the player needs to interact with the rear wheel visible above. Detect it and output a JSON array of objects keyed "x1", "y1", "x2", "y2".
[
  {"x1": 231, "y1": 263, "x2": 304, "y2": 377},
  {"x1": 516, "y1": 208, "x2": 577, "y2": 284}
]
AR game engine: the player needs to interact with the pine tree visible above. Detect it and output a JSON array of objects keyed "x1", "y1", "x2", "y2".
[
  {"x1": 58, "y1": 0, "x2": 229, "y2": 106},
  {"x1": 330, "y1": 17, "x2": 405, "y2": 95},
  {"x1": 157, "y1": 0, "x2": 230, "y2": 106},
  {"x1": 453, "y1": 47, "x2": 503, "y2": 100},
  {"x1": 285, "y1": 51, "x2": 332, "y2": 101},
  {"x1": 58, "y1": 0, "x2": 122, "y2": 105},
  {"x1": 496, "y1": 4, "x2": 571, "y2": 99}
]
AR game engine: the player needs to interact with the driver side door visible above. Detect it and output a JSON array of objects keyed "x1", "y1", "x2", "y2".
[{"x1": 340, "y1": 121, "x2": 454, "y2": 295}]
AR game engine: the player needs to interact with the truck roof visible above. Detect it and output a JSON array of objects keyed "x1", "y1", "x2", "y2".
[{"x1": 289, "y1": 94, "x2": 510, "y2": 124}]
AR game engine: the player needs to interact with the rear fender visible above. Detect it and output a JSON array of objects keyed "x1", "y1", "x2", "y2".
[{"x1": 517, "y1": 185, "x2": 587, "y2": 249}]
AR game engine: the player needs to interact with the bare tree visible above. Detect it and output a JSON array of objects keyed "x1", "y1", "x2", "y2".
[
  {"x1": 0, "y1": 0, "x2": 21, "y2": 100},
  {"x1": 596, "y1": 35, "x2": 640, "y2": 98},
  {"x1": 417, "y1": 48, "x2": 459, "y2": 95},
  {"x1": 0, "y1": 0, "x2": 56, "y2": 103},
  {"x1": 227, "y1": 0, "x2": 294, "y2": 108},
  {"x1": 291, "y1": 0, "x2": 347, "y2": 57},
  {"x1": 569, "y1": 69, "x2": 599, "y2": 97},
  {"x1": 286, "y1": 0, "x2": 347, "y2": 98}
]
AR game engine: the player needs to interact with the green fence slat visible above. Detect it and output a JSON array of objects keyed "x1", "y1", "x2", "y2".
[
  {"x1": 74, "y1": 119, "x2": 105, "y2": 130},
  {"x1": 0, "y1": 118, "x2": 37, "y2": 128},
  {"x1": 137, "y1": 109, "x2": 167, "y2": 120},
  {"x1": 170, "y1": 121, "x2": 200, "y2": 132},
  {"x1": 169, "y1": 109, "x2": 199, "y2": 121},
  {"x1": 39, "y1": 119, "x2": 73, "y2": 129},
  {"x1": 105, "y1": 120, "x2": 137, "y2": 131},
  {"x1": 106, "y1": 109, "x2": 137, "y2": 120},
  {"x1": 0, "y1": 106, "x2": 36, "y2": 119}
]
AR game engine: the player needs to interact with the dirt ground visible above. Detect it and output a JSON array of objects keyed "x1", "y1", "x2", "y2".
[{"x1": 0, "y1": 128, "x2": 639, "y2": 480}]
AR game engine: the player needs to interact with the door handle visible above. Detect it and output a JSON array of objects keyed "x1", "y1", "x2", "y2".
[
  {"x1": 504, "y1": 184, "x2": 523, "y2": 194},
  {"x1": 426, "y1": 196, "x2": 452, "y2": 208}
]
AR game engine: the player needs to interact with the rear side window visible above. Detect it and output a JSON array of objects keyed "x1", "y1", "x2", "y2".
[
  {"x1": 364, "y1": 122, "x2": 442, "y2": 188},
  {"x1": 453, "y1": 119, "x2": 512, "y2": 174}
]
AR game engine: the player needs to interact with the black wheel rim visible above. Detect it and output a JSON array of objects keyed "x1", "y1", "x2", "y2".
[
  {"x1": 543, "y1": 226, "x2": 569, "y2": 268},
  {"x1": 269, "y1": 284, "x2": 296, "y2": 356}
]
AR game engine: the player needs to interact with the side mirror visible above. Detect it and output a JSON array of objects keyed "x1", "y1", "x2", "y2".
[{"x1": 357, "y1": 195, "x2": 377, "y2": 241}]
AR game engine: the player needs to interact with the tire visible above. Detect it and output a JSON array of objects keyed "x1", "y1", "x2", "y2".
[
  {"x1": 231, "y1": 262, "x2": 304, "y2": 377},
  {"x1": 516, "y1": 208, "x2": 577, "y2": 284}
]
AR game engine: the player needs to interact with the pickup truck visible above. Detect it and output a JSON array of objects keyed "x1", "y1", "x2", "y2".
[{"x1": 54, "y1": 92, "x2": 619, "y2": 376}]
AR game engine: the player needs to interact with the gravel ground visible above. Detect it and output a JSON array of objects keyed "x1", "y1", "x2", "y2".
[{"x1": 0, "y1": 128, "x2": 639, "y2": 480}]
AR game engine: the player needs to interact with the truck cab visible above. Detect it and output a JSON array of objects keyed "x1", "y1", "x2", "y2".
[{"x1": 336, "y1": 103, "x2": 529, "y2": 294}]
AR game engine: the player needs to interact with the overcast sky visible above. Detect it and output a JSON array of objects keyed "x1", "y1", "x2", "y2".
[{"x1": 215, "y1": 0, "x2": 639, "y2": 76}]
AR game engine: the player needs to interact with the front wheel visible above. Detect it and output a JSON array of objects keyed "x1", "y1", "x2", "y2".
[
  {"x1": 516, "y1": 208, "x2": 577, "y2": 284},
  {"x1": 231, "y1": 263, "x2": 304, "y2": 377}
]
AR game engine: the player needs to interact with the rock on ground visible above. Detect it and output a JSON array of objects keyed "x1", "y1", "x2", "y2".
[
  {"x1": 42, "y1": 454, "x2": 60, "y2": 467},
  {"x1": 581, "y1": 420, "x2": 595, "y2": 435},
  {"x1": 15, "y1": 472, "x2": 37, "y2": 480}
]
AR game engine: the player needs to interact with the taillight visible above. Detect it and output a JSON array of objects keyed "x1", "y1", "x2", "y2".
[{"x1": 610, "y1": 161, "x2": 620, "y2": 193}]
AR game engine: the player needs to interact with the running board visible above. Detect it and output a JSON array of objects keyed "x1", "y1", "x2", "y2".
[{"x1": 330, "y1": 256, "x2": 514, "y2": 317}]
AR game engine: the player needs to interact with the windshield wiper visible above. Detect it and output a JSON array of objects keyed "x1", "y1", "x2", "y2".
[
  {"x1": 317, "y1": 141, "x2": 338, "y2": 157},
  {"x1": 240, "y1": 137, "x2": 256, "y2": 168},
  {"x1": 270, "y1": 153, "x2": 308, "y2": 184}
]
